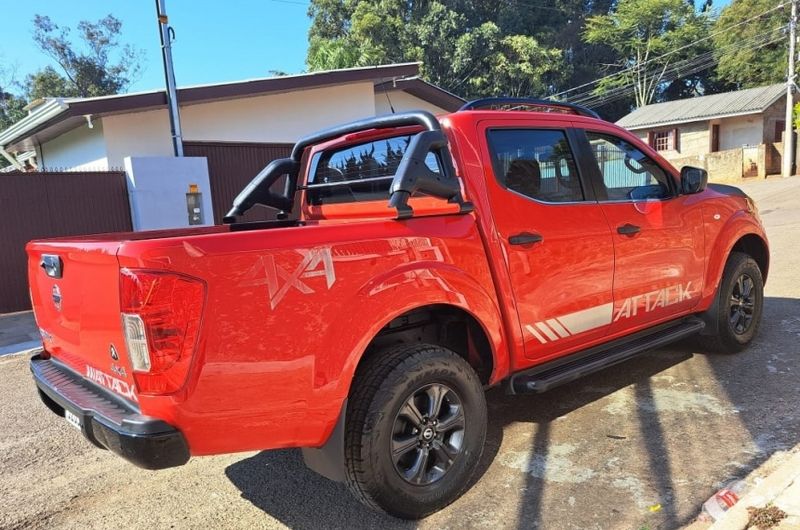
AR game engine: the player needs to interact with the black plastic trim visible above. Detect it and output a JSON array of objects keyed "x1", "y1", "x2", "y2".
[
  {"x1": 30, "y1": 354, "x2": 190, "y2": 470},
  {"x1": 509, "y1": 317, "x2": 705, "y2": 394},
  {"x1": 301, "y1": 399, "x2": 348, "y2": 482},
  {"x1": 708, "y1": 183, "x2": 749, "y2": 198}
]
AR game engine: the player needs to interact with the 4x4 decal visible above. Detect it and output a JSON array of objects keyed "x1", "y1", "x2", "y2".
[{"x1": 242, "y1": 246, "x2": 336, "y2": 309}]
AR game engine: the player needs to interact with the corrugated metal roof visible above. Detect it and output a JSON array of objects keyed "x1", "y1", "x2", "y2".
[{"x1": 616, "y1": 84, "x2": 786, "y2": 130}]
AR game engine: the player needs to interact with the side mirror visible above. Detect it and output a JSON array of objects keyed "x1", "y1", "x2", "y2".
[{"x1": 680, "y1": 166, "x2": 708, "y2": 195}]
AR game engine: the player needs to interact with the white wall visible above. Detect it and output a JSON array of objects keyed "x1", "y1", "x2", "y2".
[
  {"x1": 40, "y1": 120, "x2": 108, "y2": 170},
  {"x1": 102, "y1": 109, "x2": 174, "y2": 169},
  {"x1": 180, "y1": 83, "x2": 377, "y2": 143},
  {"x1": 35, "y1": 84, "x2": 450, "y2": 171},
  {"x1": 719, "y1": 115, "x2": 763, "y2": 150},
  {"x1": 374, "y1": 90, "x2": 451, "y2": 116}
]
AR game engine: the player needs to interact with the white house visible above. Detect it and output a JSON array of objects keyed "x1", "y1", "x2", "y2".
[
  {"x1": 0, "y1": 63, "x2": 463, "y2": 227},
  {"x1": 0, "y1": 62, "x2": 460, "y2": 171}
]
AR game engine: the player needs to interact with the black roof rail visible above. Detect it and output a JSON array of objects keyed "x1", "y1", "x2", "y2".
[{"x1": 459, "y1": 97, "x2": 601, "y2": 120}]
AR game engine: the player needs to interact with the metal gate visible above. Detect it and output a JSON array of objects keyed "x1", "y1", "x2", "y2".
[
  {"x1": 183, "y1": 141, "x2": 293, "y2": 224},
  {"x1": 0, "y1": 170, "x2": 132, "y2": 313}
]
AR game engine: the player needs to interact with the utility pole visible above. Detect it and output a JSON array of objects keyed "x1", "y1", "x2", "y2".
[
  {"x1": 783, "y1": 0, "x2": 797, "y2": 178},
  {"x1": 156, "y1": 0, "x2": 184, "y2": 157}
]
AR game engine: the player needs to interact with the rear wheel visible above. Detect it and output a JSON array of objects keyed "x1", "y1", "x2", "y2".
[
  {"x1": 700, "y1": 252, "x2": 764, "y2": 353},
  {"x1": 344, "y1": 343, "x2": 487, "y2": 519}
]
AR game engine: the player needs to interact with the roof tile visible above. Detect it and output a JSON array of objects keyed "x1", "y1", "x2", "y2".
[{"x1": 616, "y1": 84, "x2": 786, "y2": 129}]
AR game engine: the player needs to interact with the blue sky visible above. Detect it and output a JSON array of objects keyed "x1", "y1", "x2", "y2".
[{"x1": 0, "y1": 0, "x2": 313, "y2": 93}]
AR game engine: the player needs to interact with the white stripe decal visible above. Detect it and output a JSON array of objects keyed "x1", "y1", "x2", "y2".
[
  {"x1": 557, "y1": 302, "x2": 614, "y2": 335},
  {"x1": 536, "y1": 322, "x2": 560, "y2": 341},
  {"x1": 546, "y1": 319, "x2": 571, "y2": 338},
  {"x1": 525, "y1": 324, "x2": 548, "y2": 344}
]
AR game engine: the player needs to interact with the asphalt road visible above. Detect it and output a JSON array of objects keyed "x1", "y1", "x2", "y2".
[{"x1": 2, "y1": 177, "x2": 799, "y2": 530}]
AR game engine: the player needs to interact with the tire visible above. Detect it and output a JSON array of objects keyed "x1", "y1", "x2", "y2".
[
  {"x1": 344, "y1": 343, "x2": 487, "y2": 519},
  {"x1": 699, "y1": 251, "x2": 764, "y2": 353}
]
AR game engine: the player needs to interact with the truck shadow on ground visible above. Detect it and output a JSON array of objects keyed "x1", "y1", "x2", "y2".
[
  {"x1": 225, "y1": 297, "x2": 800, "y2": 529},
  {"x1": 225, "y1": 350, "x2": 694, "y2": 529}
]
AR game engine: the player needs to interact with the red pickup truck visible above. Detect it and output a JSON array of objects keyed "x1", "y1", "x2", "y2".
[{"x1": 28, "y1": 99, "x2": 768, "y2": 519}]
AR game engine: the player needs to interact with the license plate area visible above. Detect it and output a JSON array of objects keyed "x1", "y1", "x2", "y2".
[{"x1": 65, "y1": 409, "x2": 82, "y2": 431}]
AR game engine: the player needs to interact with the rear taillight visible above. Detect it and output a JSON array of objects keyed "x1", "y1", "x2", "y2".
[{"x1": 120, "y1": 268, "x2": 205, "y2": 395}]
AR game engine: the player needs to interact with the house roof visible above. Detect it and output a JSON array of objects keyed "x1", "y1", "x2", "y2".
[
  {"x1": 616, "y1": 84, "x2": 786, "y2": 130},
  {"x1": 1, "y1": 63, "x2": 436, "y2": 152},
  {"x1": 374, "y1": 77, "x2": 464, "y2": 112}
]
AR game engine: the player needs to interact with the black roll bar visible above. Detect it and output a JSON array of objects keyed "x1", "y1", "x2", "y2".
[
  {"x1": 290, "y1": 111, "x2": 441, "y2": 161},
  {"x1": 224, "y1": 111, "x2": 471, "y2": 223}
]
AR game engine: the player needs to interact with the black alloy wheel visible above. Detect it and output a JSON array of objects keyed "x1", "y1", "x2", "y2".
[{"x1": 391, "y1": 383, "x2": 466, "y2": 485}]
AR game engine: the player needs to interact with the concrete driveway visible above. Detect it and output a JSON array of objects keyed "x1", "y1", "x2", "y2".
[{"x1": 2, "y1": 177, "x2": 799, "y2": 530}]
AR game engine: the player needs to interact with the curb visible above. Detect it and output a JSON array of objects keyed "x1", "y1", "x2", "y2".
[
  {"x1": 0, "y1": 340, "x2": 42, "y2": 357},
  {"x1": 709, "y1": 448, "x2": 800, "y2": 530}
]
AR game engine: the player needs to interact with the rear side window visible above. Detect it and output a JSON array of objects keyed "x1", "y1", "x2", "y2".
[
  {"x1": 306, "y1": 135, "x2": 441, "y2": 205},
  {"x1": 586, "y1": 132, "x2": 673, "y2": 201},
  {"x1": 487, "y1": 129, "x2": 585, "y2": 203}
]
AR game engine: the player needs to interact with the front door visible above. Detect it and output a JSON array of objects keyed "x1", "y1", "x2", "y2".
[
  {"x1": 480, "y1": 120, "x2": 615, "y2": 362},
  {"x1": 578, "y1": 129, "x2": 705, "y2": 334}
]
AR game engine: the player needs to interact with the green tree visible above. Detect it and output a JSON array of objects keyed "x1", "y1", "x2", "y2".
[
  {"x1": 584, "y1": 0, "x2": 712, "y2": 108},
  {"x1": 306, "y1": 0, "x2": 567, "y2": 99},
  {"x1": 0, "y1": 89, "x2": 26, "y2": 130},
  {"x1": 26, "y1": 14, "x2": 143, "y2": 99},
  {"x1": 713, "y1": 0, "x2": 787, "y2": 88}
]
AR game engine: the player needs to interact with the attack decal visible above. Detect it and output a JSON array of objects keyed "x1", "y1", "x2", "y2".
[
  {"x1": 86, "y1": 366, "x2": 138, "y2": 402},
  {"x1": 613, "y1": 282, "x2": 694, "y2": 322},
  {"x1": 242, "y1": 246, "x2": 336, "y2": 309},
  {"x1": 526, "y1": 303, "x2": 613, "y2": 344},
  {"x1": 525, "y1": 283, "x2": 694, "y2": 344}
]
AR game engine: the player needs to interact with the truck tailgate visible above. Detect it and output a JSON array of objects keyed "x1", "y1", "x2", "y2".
[{"x1": 27, "y1": 239, "x2": 138, "y2": 403}]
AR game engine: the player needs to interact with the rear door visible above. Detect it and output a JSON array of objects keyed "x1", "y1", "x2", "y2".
[
  {"x1": 575, "y1": 128, "x2": 705, "y2": 333},
  {"x1": 478, "y1": 118, "x2": 615, "y2": 362}
]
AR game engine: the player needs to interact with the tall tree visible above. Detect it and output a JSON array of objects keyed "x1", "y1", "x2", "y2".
[
  {"x1": 713, "y1": 0, "x2": 788, "y2": 88},
  {"x1": 26, "y1": 14, "x2": 143, "y2": 99},
  {"x1": 583, "y1": 0, "x2": 712, "y2": 108},
  {"x1": 306, "y1": 0, "x2": 567, "y2": 99}
]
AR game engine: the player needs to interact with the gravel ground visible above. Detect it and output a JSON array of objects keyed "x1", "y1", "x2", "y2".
[{"x1": 2, "y1": 177, "x2": 799, "y2": 530}]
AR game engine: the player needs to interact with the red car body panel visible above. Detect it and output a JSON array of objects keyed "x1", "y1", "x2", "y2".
[{"x1": 27, "y1": 109, "x2": 768, "y2": 459}]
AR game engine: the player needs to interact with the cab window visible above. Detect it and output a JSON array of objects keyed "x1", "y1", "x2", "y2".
[
  {"x1": 486, "y1": 129, "x2": 585, "y2": 203},
  {"x1": 306, "y1": 135, "x2": 440, "y2": 205},
  {"x1": 586, "y1": 132, "x2": 673, "y2": 201}
]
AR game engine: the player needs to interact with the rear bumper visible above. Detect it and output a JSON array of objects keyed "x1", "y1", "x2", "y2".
[{"x1": 30, "y1": 353, "x2": 190, "y2": 470}]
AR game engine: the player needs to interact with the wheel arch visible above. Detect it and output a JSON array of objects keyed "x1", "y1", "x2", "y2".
[
  {"x1": 353, "y1": 303, "x2": 497, "y2": 386},
  {"x1": 730, "y1": 233, "x2": 769, "y2": 284},
  {"x1": 702, "y1": 212, "x2": 769, "y2": 307}
]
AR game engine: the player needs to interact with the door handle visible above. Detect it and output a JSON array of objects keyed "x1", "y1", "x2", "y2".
[
  {"x1": 509, "y1": 232, "x2": 543, "y2": 246},
  {"x1": 617, "y1": 223, "x2": 641, "y2": 236}
]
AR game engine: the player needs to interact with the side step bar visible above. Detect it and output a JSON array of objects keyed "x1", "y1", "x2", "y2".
[{"x1": 509, "y1": 317, "x2": 705, "y2": 394}]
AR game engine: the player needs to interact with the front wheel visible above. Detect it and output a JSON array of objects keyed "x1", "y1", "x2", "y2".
[
  {"x1": 700, "y1": 251, "x2": 764, "y2": 353},
  {"x1": 344, "y1": 343, "x2": 487, "y2": 519}
]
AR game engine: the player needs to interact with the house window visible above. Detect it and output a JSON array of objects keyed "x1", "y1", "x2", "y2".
[
  {"x1": 654, "y1": 130, "x2": 672, "y2": 151},
  {"x1": 648, "y1": 129, "x2": 679, "y2": 152}
]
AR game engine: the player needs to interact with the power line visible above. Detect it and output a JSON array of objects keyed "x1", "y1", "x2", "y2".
[
  {"x1": 567, "y1": 25, "x2": 787, "y2": 105},
  {"x1": 571, "y1": 30, "x2": 784, "y2": 107},
  {"x1": 575, "y1": 31, "x2": 786, "y2": 108},
  {"x1": 578, "y1": 35, "x2": 785, "y2": 108},
  {"x1": 551, "y1": 2, "x2": 788, "y2": 101}
]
